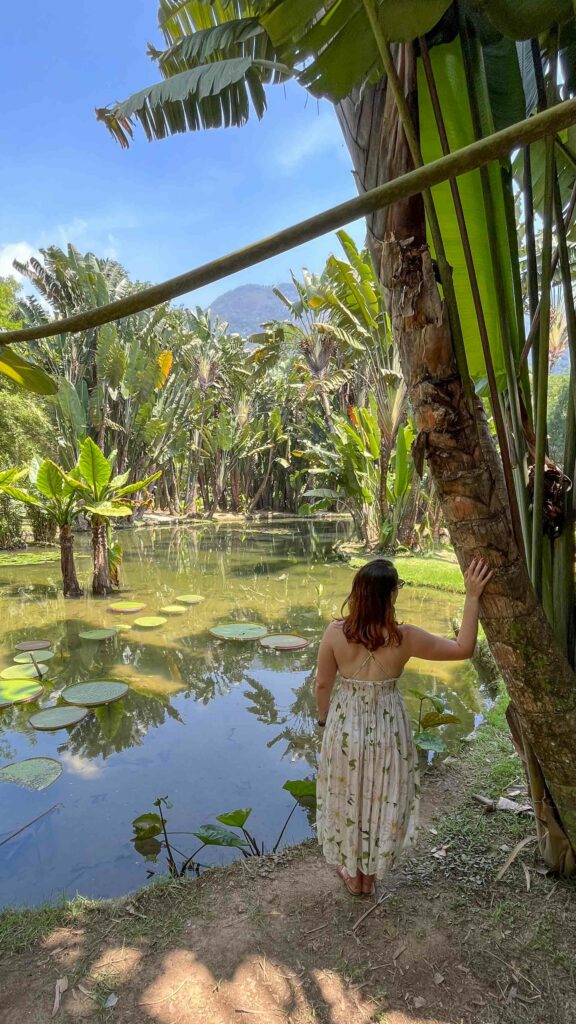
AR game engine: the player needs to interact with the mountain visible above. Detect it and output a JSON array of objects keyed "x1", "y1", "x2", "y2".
[{"x1": 207, "y1": 282, "x2": 298, "y2": 336}]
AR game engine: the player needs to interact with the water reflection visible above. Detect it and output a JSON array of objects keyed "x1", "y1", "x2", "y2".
[{"x1": 0, "y1": 521, "x2": 481, "y2": 907}]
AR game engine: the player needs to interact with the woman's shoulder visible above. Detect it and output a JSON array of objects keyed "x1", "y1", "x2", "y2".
[{"x1": 322, "y1": 619, "x2": 344, "y2": 641}]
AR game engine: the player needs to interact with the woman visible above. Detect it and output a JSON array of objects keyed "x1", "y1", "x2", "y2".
[{"x1": 315, "y1": 556, "x2": 492, "y2": 896}]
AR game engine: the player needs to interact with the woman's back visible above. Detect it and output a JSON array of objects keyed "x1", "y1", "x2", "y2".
[{"x1": 328, "y1": 619, "x2": 407, "y2": 681}]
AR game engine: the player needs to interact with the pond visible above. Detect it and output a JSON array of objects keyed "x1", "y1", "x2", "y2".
[{"x1": 0, "y1": 521, "x2": 481, "y2": 909}]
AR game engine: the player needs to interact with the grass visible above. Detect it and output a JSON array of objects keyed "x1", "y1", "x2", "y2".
[{"x1": 349, "y1": 552, "x2": 464, "y2": 592}]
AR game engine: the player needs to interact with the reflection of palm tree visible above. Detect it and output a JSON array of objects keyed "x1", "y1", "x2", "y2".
[
  {"x1": 244, "y1": 668, "x2": 321, "y2": 769},
  {"x1": 58, "y1": 690, "x2": 168, "y2": 760}
]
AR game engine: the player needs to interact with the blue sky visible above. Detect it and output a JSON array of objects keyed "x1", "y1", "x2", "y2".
[{"x1": 0, "y1": 1, "x2": 366, "y2": 309}]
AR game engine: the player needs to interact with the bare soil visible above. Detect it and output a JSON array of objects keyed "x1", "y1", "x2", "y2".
[{"x1": 2, "y1": 741, "x2": 575, "y2": 1024}]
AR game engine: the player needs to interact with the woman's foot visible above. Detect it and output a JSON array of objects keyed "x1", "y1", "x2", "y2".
[
  {"x1": 337, "y1": 864, "x2": 362, "y2": 896},
  {"x1": 361, "y1": 872, "x2": 376, "y2": 897}
]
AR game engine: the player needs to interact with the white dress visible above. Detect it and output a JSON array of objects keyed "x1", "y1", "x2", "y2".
[{"x1": 316, "y1": 650, "x2": 419, "y2": 879}]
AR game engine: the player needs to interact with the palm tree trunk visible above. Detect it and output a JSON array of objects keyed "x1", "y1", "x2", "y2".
[
  {"x1": 59, "y1": 524, "x2": 82, "y2": 598},
  {"x1": 338, "y1": 56, "x2": 576, "y2": 863},
  {"x1": 91, "y1": 516, "x2": 113, "y2": 595}
]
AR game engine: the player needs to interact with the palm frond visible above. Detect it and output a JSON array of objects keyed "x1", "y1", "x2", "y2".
[
  {"x1": 97, "y1": 58, "x2": 268, "y2": 143},
  {"x1": 149, "y1": 17, "x2": 285, "y2": 84}
]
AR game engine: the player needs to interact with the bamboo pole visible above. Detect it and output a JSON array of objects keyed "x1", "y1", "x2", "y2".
[
  {"x1": 418, "y1": 36, "x2": 526, "y2": 559},
  {"x1": 2, "y1": 99, "x2": 576, "y2": 347}
]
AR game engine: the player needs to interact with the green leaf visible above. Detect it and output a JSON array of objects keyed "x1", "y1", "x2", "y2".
[
  {"x1": 112, "y1": 470, "x2": 162, "y2": 498},
  {"x1": 417, "y1": 36, "x2": 508, "y2": 388},
  {"x1": 35, "y1": 460, "x2": 65, "y2": 500},
  {"x1": 414, "y1": 730, "x2": 448, "y2": 753},
  {"x1": 0, "y1": 484, "x2": 44, "y2": 509},
  {"x1": 133, "y1": 836, "x2": 162, "y2": 861},
  {"x1": 83, "y1": 501, "x2": 133, "y2": 518},
  {"x1": 283, "y1": 779, "x2": 317, "y2": 799},
  {"x1": 132, "y1": 812, "x2": 164, "y2": 839},
  {"x1": 78, "y1": 437, "x2": 112, "y2": 494},
  {"x1": 0, "y1": 346, "x2": 58, "y2": 395},
  {"x1": 302, "y1": 488, "x2": 339, "y2": 499},
  {"x1": 192, "y1": 825, "x2": 249, "y2": 848},
  {"x1": 216, "y1": 807, "x2": 252, "y2": 828},
  {"x1": 420, "y1": 711, "x2": 460, "y2": 729}
]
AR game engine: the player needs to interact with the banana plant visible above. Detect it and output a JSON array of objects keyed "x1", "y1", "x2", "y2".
[{"x1": 0, "y1": 463, "x2": 85, "y2": 597}]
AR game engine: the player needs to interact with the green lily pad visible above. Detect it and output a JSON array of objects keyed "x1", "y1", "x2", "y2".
[
  {"x1": 133, "y1": 617, "x2": 167, "y2": 629},
  {"x1": 62, "y1": 681, "x2": 129, "y2": 707},
  {"x1": 260, "y1": 634, "x2": 311, "y2": 651},
  {"x1": 29, "y1": 705, "x2": 89, "y2": 731},
  {"x1": 176, "y1": 594, "x2": 205, "y2": 605},
  {"x1": 13, "y1": 650, "x2": 55, "y2": 664},
  {"x1": 79, "y1": 628, "x2": 118, "y2": 641},
  {"x1": 108, "y1": 601, "x2": 146, "y2": 613},
  {"x1": 160, "y1": 605, "x2": 187, "y2": 615},
  {"x1": 14, "y1": 639, "x2": 52, "y2": 652},
  {"x1": 1, "y1": 663, "x2": 49, "y2": 679},
  {"x1": 209, "y1": 623, "x2": 268, "y2": 641},
  {"x1": 0, "y1": 680, "x2": 44, "y2": 708},
  {"x1": 115, "y1": 622, "x2": 133, "y2": 632},
  {"x1": 0, "y1": 757, "x2": 62, "y2": 791}
]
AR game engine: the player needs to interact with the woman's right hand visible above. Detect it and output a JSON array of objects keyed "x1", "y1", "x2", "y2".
[{"x1": 464, "y1": 557, "x2": 493, "y2": 598}]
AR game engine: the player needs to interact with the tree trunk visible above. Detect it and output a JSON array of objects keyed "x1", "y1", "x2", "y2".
[
  {"x1": 397, "y1": 468, "x2": 420, "y2": 548},
  {"x1": 337, "y1": 50, "x2": 576, "y2": 864},
  {"x1": 91, "y1": 516, "x2": 113, "y2": 596},
  {"x1": 59, "y1": 524, "x2": 82, "y2": 598}
]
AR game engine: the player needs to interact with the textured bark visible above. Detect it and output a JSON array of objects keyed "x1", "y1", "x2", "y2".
[
  {"x1": 91, "y1": 516, "x2": 113, "y2": 596},
  {"x1": 59, "y1": 524, "x2": 82, "y2": 598},
  {"x1": 337, "y1": 52, "x2": 576, "y2": 859}
]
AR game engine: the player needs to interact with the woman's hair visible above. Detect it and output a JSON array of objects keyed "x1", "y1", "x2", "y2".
[{"x1": 341, "y1": 558, "x2": 402, "y2": 650}]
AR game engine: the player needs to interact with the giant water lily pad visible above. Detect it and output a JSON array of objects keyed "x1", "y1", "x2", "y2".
[
  {"x1": 160, "y1": 605, "x2": 187, "y2": 615},
  {"x1": 1, "y1": 663, "x2": 49, "y2": 680},
  {"x1": 15, "y1": 639, "x2": 52, "y2": 652},
  {"x1": 29, "y1": 705, "x2": 89, "y2": 731},
  {"x1": 209, "y1": 623, "x2": 268, "y2": 641},
  {"x1": 14, "y1": 650, "x2": 55, "y2": 664},
  {"x1": 62, "y1": 681, "x2": 129, "y2": 707},
  {"x1": 108, "y1": 601, "x2": 146, "y2": 614},
  {"x1": 0, "y1": 757, "x2": 62, "y2": 791},
  {"x1": 133, "y1": 617, "x2": 167, "y2": 629},
  {"x1": 79, "y1": 628, "x2": 118, "y2": 641},
  {"x1": 114, "y1": 622, "x2": 133, "y2": 633},
  {"x1": 259, "y1": 634, "x2": 311, "y2": 651},
  {"x1": 0, "y1": 680, "x2": 44, "y2": 708},
  {"x1": 176, "y1": 594, "x2": 205, "y2": 605}
]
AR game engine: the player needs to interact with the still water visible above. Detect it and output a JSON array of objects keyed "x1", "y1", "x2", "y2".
[{"x1": 0, "y1": 521, "x2": 480, "y2": 908}]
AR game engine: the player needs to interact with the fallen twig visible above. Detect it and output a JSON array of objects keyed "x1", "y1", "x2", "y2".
[
  {"x1": 303, "y1": 922, "x2": 329, "y2": 936},
  {"x1": 0, "y1": 803, "x2": 63, "y2": 847},
  {"x1": 353, "y1": 892, "x2": 392, "y2": 931},
  {"x1": 495, "y1": 836, "x2": 538, "y2": 881},
  {"x1": 138, "y1": 981, "x2": 188, "y2": 1005}
]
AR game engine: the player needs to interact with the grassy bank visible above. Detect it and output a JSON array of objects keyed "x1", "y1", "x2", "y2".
[
  {"x1": 348, "y1": 551, "x2": 465, "y2": 592},
  {"x1": 2, "y1": 698, "x2": 574, "y2": 1023}
]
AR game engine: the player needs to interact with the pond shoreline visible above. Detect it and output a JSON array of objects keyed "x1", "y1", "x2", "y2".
[{"x1": 1, "y1": 715, "x2": 574, "y2": 1023}]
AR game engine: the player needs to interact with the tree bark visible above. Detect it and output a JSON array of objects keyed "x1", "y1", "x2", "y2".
[
  {"x1": 338, "y1": 51, "x2": 576, "y2": 862},
  {"x1": 59, "y1": 524, "x2": 82, "y2": 598},
  {"x1": 91, "y1": 516, "x2": 113, "y2": 595}
]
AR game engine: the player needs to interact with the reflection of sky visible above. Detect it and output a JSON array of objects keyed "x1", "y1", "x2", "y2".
[{"x1": 0, "y1": 523, "x2": 481, "y2": 908}]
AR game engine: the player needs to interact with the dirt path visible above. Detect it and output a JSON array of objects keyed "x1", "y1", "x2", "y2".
[{"x1": 2, "y1": 735, "x2": 575, "y2": 1024}]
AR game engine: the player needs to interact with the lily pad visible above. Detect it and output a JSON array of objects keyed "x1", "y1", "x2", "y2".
[
  {"x1": 133, "y1": 617, "x2": 167, "y2": 629},
  {"x1": 1, "y1": 663, "x2": 49, "y2": 679},
  {"x1": 14, "y1": 639, "x2": 52, "y2": 652},
  {"x1": 29, "y1": 705, "x2": 89, "y2": 731},
  {"x1": 0, "y1": 757, "x2": 62, "y2": 791},
  {"x1": 114, "y1": 622, "x2": 133, "y2": 633},
  {"x1": 176, "y1": 594, "x2": 205, "y2": 605},
  {"x1": 62, "y1": 681, "x2": 129, "y2": 707},
  {"x1": 79, "y1": 628, "x2": 118, "y2": 641},
  {"x1": 13, "y1": 650, "x2": 55, "y2": 664},
  {"x1": 209, "y1": 623, "x2": 268, "y2": 641},
  {"x1": 108, "y1": 601, "x2": 146, "y2": 613},
  {"x1": 260, "y1": 634, "x2": 311, "y2": 651},
  {"x1": 0, "y1": 680, "x2": 44, "y2": 708},
  {"x1": 160, "y1": 605, "x2": 187, "y2": 615}
]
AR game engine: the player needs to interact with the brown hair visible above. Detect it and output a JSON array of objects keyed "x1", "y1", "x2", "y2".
[{"x1": 341, "y1": 559, "x2": 402, "y2": 650}]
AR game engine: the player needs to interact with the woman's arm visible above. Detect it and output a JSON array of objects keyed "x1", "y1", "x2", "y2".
[
  {"x1": 315, "y1": 626, "x2": 339, "y2": 723},
  {"x1": 403, "y1": 558, "x2": 492, "y2": 662}
]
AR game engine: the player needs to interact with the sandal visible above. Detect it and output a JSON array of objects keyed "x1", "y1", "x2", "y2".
[{"x1": 337, "y1": 864, "x2": 363, "y2": 897}]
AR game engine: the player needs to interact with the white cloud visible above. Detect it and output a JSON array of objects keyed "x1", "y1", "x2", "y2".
[
  {"x1": 0, "y1": 241, "x2": 40, "y2": 280},
  {"x1": 60, "y1": 751, "x2": 102, "y2": 778},
  {"x1": 274, "y1": 112, "x2": 347, "y2": 173}
]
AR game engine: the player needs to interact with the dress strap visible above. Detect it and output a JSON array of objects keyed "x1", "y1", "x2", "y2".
[{"x1": 363, "y1": 648, "x2": 390, "y2": 677}]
